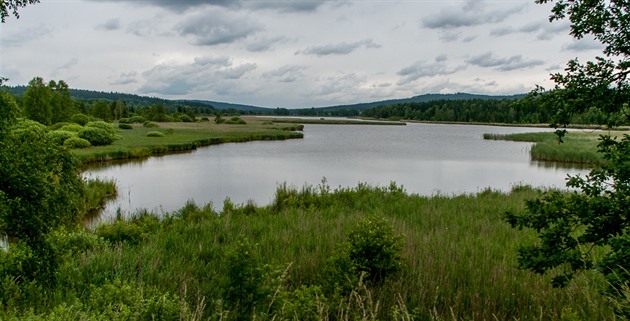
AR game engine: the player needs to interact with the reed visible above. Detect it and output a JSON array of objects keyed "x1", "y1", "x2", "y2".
[{"x1": 5, "y1": 183, "x2": 613, "y2": 320}]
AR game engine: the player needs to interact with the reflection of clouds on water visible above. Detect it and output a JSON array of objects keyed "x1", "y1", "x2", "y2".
[{"x1": 84, "y1": 122, "x2": 588, "y2": 221}]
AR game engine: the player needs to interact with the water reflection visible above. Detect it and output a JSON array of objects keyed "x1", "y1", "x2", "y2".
[{"x1": 85, "y1": 123, "x2": 589, "y2": 222}]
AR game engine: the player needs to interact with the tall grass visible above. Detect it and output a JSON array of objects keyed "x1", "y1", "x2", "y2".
[
  {"x1": 3, "y1": 183, "x2": 614, "y2": 320},
  {"x1": 484, "y1": 131, "x2": 604, "y2": 165}
]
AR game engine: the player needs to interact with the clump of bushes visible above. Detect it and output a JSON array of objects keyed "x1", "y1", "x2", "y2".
[
  {"x1": 143, "y1": 121, "x2": 160, "y2": 128},
  {"x1": 70, "y1": 113, "x2": 90, "y2": 126},
  {"x1": 118, "y1": 123, "x2": 133, "y2": 130},
  {"x1": 224, "y1": 116, "x2": 247, "y2": 125},
  {"x1": 86, "y1": 121, "x2": 116, "y2": 135},
  {"x1": 13, "y1": 118, "x2": 46, "y2": 131},
  {"x1": 177, "y1": 114, "x2": 194, "y2": 122},
  {"x1": 63, "y1": 137, "x2": 92, "y2": 149},
  {"x1": 78, "y1": 127, "x2": 115, "y2": 146},
  {"x1": 119, "y1": 116, "x2": 146, "y2": 124},
  {"x1": 59, "y1": 124, "x2": 84, "y2": 132},
  {"x1": 47, "y1": 130, "x2": 76, "y2": 145},
  {"x1": 146, "y1": 131, "x2": 164, "y2": 137}
]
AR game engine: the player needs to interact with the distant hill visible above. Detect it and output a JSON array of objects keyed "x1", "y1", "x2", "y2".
[
  {"x1": 316, "y1": 93, "x2": 526, "y2": 112},
  {"x1": 7, "y1": 86, "x2": 525, "y2": 114}
]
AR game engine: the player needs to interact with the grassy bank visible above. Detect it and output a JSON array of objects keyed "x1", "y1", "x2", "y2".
[
  {"x1": 483, "y1": 131, "x2": 607, "y2": 165},
  {"x1": 266, "y1": 117, "x2": 406, "y2": 126},
  {"x1": 72, "y1": 118, "x2": 304, "y2": 164},
  {"x1": 0, "y1": 183, "x2": 615, "y2": 320}
]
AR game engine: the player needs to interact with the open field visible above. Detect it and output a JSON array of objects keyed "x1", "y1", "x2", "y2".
[{"x1": 72, "y1": 118, "x2": 304, "y2": 164}]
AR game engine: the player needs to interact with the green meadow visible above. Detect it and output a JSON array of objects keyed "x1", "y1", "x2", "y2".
[{"x1": 72, "y1": 118, "x2": 304, "y2": 164}]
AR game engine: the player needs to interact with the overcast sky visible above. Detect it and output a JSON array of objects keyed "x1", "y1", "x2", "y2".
[{"x1": 1, "y1": 0, "x2": 604, "y2": 108}]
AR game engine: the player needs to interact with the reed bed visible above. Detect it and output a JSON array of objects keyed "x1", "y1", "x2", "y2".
[{"x1": 5, "y1": 183, "x2": 614, "y2": 320}]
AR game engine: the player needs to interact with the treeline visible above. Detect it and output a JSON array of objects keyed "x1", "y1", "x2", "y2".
[{"x1": 360, "y1": 97, "x2": 628, "y2": 125}]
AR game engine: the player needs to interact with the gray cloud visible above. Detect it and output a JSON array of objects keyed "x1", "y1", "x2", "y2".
[
  {"x1": 422, "y1": 1, "x2": 526, "y2": 29},
  {"x1": 246, "y1": 36, "x2": 287, "y2": 52},
  {"x1": 562, "y1": 38, "x2": 604, "y2": 52},
  {"x1": 466, "y1": 52, "x2": 545, "y2": 71},
  {"x1": 2, "y1": 24, "x2": 54, "y2": 47},
  {"x1": 96, "y1": 18, "x2": 120, "y2": 31},
  {"x1": 51, "y1": 58, "x2": 79, "y2": 77},
  {"x1": 296, "y1": 39, "x2": 381, "y2": 56},
  {"x1": 176, "y1": 12, "x2": 262, "y2": 46},
  {"x1": 90, "y1": 0, "x2": 331, "y2": 13},
  {"x1": 397, "y1": 61, "x2": 465, "y2": 85},
  {"x1": 435, "y1": 54, "x2": 448, "y2": 63},
  {"x1": 110, "y1": 71, "x2": 138, "y2": 85},
  {"x1": 263, "y1": 65, "x2": 308, "y2": 83},
  {"x1": 139, "y1": 56, "x2": 256, "y2": 96}
]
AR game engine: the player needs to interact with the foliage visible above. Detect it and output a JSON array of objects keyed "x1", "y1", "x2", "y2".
[
  {"x1": 0, "y1": 0, "x2": 39, "y2": 22},
  {"x1": 118, "y1": 123, "x2": 133, "y2": 130},
  {"x1": 146, "y1": 131, "x2": 164, "y2": 137},
  {"x1": 48, "y1": 80, "x2": 74, "y2": 124},
  {"x1": 0, "y1": 91, "x2": 20, "y2": 130},
  {"x1": 177, "y1": 114, "x2": 194, "y2": 122},
  {"x1": 70, "y1": 113, "x2": 90, "y2": 126},
  {"x1": 143, "y1": 121, "x2": 159, "y2": 128},
  {"x1": 59, "y1": 123, "x2": 84, "y2": 132},
  {"x1": 118, "y1": 116, "x2": 146, "y2": 124},
  {"x1": 22, "y1": 77, "x2": 51, "y2": 125},
  {"x1": 85, "y1": 121, "x2": 115, "y2": 135},
  {"x1": 63, "y1": 136, "x2": 91, "y2": 149},
  {"x1": 78, "y1": 127, "x2": 115, "y2": 146},
  {"x1": 506, "y1": 1, "x2": 630, "y2": 318},
  {"x1": 46, "y1": 130, "x2": 76, "y2": 146},
  {"x1": 89, "y1": 100, "x2": 113, "y2": 122},
  {"x1": 223, "y1": 116, "x2": 247, "y2": 125}
]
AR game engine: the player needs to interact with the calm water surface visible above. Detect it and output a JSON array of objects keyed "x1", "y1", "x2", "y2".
[{"x1": 84, "y1": 122, "x2": 588, "y2": 221}]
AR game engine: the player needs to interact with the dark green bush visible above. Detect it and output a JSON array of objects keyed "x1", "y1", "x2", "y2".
[
  {"x1": 47, "y1": 130, "x2": 76, "y2": 145},
  {"x1": 95, "y1": 221, "x2": 144, "y2": 245},
  {"x1": 58, "y1": 124, "x2": 84, "y2": 132},
  {"x1": 143, "y1": 121, "x2": 159, "y2": 128},
  {"x1": 78, "y1": 127, "x2": 115, "y2": 146},
  {"x1": 119, "y1": 116, "x2": 146, "y2": 124},
  {"x1": 147, "y1": 131, "x2": 164, "y2": 137},
  {"x1": 63, "y1": 137, "x2": 91, "y2": 149},
  {"x1": 48, "y1": 122, "x2": 72, "y2": 131},
  {"x1": 178, "y1": 114, "x2": 194, "y2": 122},
  {"x1": 70, "y1": 113, "x2": 90, "y2": 126},
  {"x1": 13, "y1": 118, "x2": 46, "y2": 131},
  {"x1": 118, "y1": 123, "x2": 133, "y2": 130},
  {"x1": 86, "y1": 121, "x2": 115, "y2": 135},
  {"x1": 224, "y1": 116, "x2": 247, "y2": 125}
]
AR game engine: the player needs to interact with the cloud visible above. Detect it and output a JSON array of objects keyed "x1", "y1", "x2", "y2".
[
  {"x1": 51, "y1": 58, "x2": 79, "y2": 77},
  {"x1": 2, "y1": 24, "x2": 54, "y2": 47},
  {"x1": 422, "y1": 1, "x2": 526, "y2": 29},
  {"x1": 466, "y1": 52, "x2": 545, "y2": 71},
  {"x1": 263, "y1": 65, "x2": 308, "y2": 83},
  {"x1": 562, "y1": 37, "x2": 604, "y2": 52},
  {"x1": 176, "y1": 12, "x2": 262, "y2": 46},
  {"x1": 435, "y1": 54, "x2": 448, "y2": 63},
  {"x1": 397, "y1": 61, "x2": 465, "y2": 85},
  {"x1": 138, "y1": 56, "x2": 257, "y2": 96},
  {"x1": 296, "y1": 39, "x2": 381, "y2": 56},
  {"x1": 245, "y1": 36, "x2": 287, "y2": 52},
  {"x1": 96, "y1": 18, "x2": 120, "y2": 31},
  {"x1": 110, "y1": 71, "x2": 138, "y2": 85},
  {"x1": 90, "y1": 0, "x2": 332, "y2": 13}
]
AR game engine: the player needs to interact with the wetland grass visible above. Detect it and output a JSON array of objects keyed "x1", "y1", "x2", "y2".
[{"x1": 19, "y1": 183, "x2": 614, "y2": 321}]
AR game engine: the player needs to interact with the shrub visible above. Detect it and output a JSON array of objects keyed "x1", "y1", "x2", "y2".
[
  {"x1": 47, "y1": 130, "x2": 76, "y2": 145},
  {"x1": 59, "y1": 124, "x2": 84, "y2": 132},
  {"x1": 200, "y1": 116, "x2": 210, "y2": 122},
  {"x1": 86, "y1": 121, "x2": 116, "y2": 135},
  {"x1": 95, "y1": 221, "x2": 144, "y2": 245},
  {"x1": 224, "y1": 116, "x2": 247, "y2": 125},
  {"x1": 78, "y1": 127, "x2": 115, "y2": 146},
  {"x1": 118, "y1": 123, "x2": 133, "y2": 130},
  {"x1": 119, "y1": 116, "x2": 146, "y2": 124},
  {"x1": 63, "y1": 137, "x2": 92, "y2": 149},
  {"x1": 178, "y1": 114, "x2": 194, "y2": 122},
  {"x1": 48, "y1": 122, "x2": 72, "y2": 130},
  {"x1": 147, "y1": 131, "x2": 164, "y2": 137},
  {"x1": 13, "y1": 118, "x2": 46, "y2": 131},
  {"x1": 70, "y1": 113, "x2": 90, "y2": 126},
  {"x1": 143, "y1": 121, "x2": 160, "y2": 128}
]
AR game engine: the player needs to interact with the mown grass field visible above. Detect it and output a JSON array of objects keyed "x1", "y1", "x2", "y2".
[{"x1": 72, "y1": 118, "x2": 304, "y2": 164}]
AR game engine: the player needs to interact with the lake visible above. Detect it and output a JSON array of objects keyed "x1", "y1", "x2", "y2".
[{"x1": 84, "y1": 122, "x2": 588, "y2": 221}]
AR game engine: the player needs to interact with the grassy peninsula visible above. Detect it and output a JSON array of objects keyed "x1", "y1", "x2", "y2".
[{"x1": 72, "y1": 117, "x2": 304, "y2": 164}]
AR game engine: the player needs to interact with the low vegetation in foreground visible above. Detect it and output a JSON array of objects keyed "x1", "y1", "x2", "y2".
[{"x1": 0, "y1": 182, "x2": 617, "y2": 320}]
